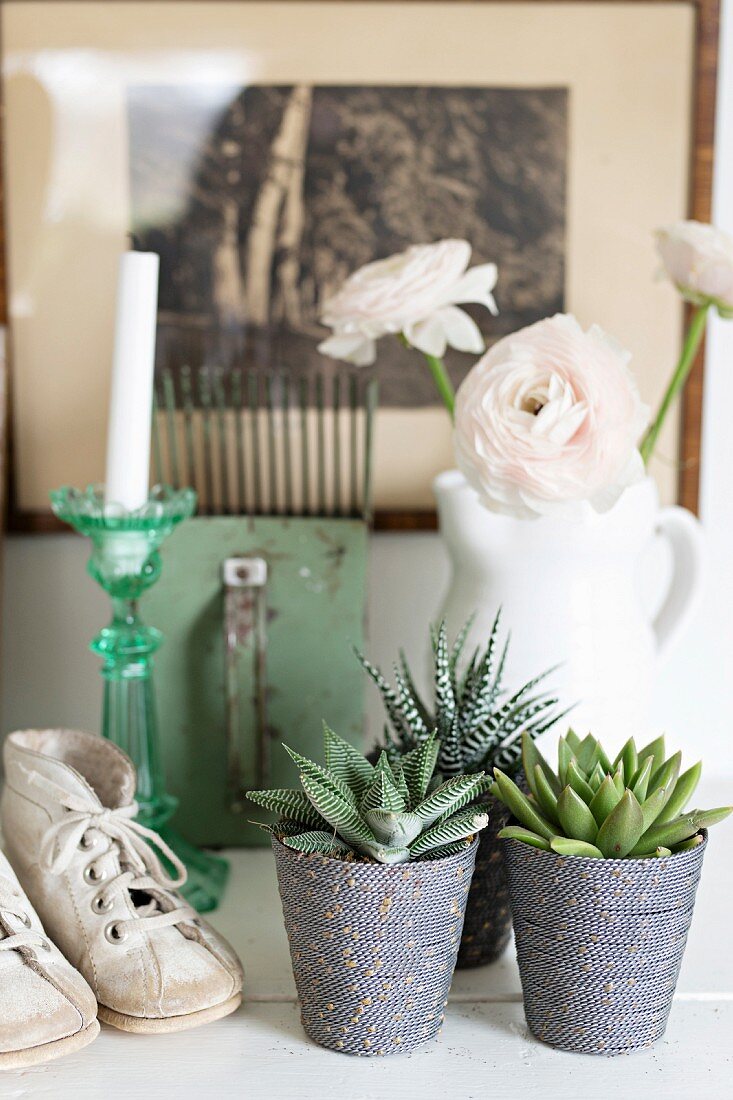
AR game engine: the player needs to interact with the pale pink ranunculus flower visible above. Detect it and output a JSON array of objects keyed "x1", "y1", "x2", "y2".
[
  {"x1": 317, "y1": 239, "x2": 498, "y2": 366},
  {"x1": 656, "y1": 221, "x2": 733, "y2": 317},
  {"x1": 453, "y1": 314, "x2": 649, "y2": 520}
]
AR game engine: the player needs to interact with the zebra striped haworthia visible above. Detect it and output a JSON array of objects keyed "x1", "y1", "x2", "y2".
[
  {"x1": 248, "y1": 725, "x2": 490, "y2": 864},
  {"x1": 493, "y1": 730, "x2": 732, "y2": 859},
  {"x1": 357, "y1": 612, "x2": 565, "y2": 779}
]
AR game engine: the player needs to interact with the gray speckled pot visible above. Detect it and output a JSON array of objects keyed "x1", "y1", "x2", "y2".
[
  {"x1": 502, "y1": 833, "x2": 707, "y2": 1055},
  {"x1": 457, "y1": 791, "x2": 514, "y2": 968},
  {"x1": 272, "y1": 836, "x2": 479, "y2": 1056}
]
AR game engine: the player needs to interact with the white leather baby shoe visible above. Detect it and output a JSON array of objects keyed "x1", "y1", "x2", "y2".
[
  {"x1": 2, "y1": 729, "x2": 243, "y2": 1033},
  {"x1": 0, "y1": 848, "x2": 99, "y2": 1067}
]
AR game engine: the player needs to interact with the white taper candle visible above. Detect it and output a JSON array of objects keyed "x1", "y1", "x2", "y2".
[{"x1": 104, "y1": 251, "x2": 160, "y2": 511}]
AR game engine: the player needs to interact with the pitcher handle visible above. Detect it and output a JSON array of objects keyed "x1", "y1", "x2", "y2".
[{"x1": 652, "y1": 506, "x2": 705, "y2": 660}]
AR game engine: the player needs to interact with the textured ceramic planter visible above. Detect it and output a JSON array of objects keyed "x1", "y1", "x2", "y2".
[
  {"x1": 273, "y1": 835, "x2": 478, "y2": 1056},
  {"x1": 456, "y1": 792, "x2": 513, "y2": 968},
  {"x1": 503, "y1": 834, "x2": 707, "y2": 1055}
]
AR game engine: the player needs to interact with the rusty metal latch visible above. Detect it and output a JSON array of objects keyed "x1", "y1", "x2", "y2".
[{"x1": 222, "y1": 556, "x2": 268, "y2": 811}]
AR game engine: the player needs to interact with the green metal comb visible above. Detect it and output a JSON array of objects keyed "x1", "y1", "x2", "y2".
[{"x1": 146, "y1": 366, "x2": 377, "y2": 845}]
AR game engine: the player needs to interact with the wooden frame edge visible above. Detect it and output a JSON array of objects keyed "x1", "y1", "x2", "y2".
[{"x1": 0, "y1": 0, "x2": 719, "y2": 532}]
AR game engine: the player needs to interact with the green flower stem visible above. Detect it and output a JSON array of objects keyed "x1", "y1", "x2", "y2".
[
  {"x1": 398, "y1": 333, "x2": 455, "y2": 419},
  {"x1": 424, "y1": 354, "x2": 456, "y2": 419},
  {"x1": 640, "y1": 303, "x2": 710, "y2": 465}
]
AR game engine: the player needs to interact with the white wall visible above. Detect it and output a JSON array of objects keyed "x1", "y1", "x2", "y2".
[{"x1": 3, "y1": 1, "x2": 733, "y2": 768}]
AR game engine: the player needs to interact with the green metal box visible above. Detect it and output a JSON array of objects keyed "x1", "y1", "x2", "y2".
[{"x1": 144, "y1": 515, "x2": 368, "y2": 846}]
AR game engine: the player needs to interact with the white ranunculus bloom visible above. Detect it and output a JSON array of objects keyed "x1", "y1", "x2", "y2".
[
  {"x1": 318, "y1": 240, "x2": 498, "y2": 365},
  {"x1": 454, "y1": 314, "x2": 649, "y2": 520},
  {"x1": 656, "y1": 221, "x2": 733, "y2": 317}
]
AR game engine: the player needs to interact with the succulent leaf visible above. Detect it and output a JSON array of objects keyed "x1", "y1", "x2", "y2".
[
  {"x1": 596, "y1": 790, "x2": 645, "y2": 857},
  {"x1": 499, "y1": 825, "x2": 552, "y2": 851},
  {"x1": 576, "y1": 733, "x2": 600, "y2": 773},
  {"x1": 672, "y1": 834, "x2": 705, "y2": 853},
  {"x1": 566, "y1": 759, "x2": 596, "y2": 805},
  {"x1": 434, "y1": 622, "x2": 455, "y2": 727},
  {"x1": 360, "y1": 770, "x2": 406, "y2": 815},
  {"x1": 389, "y1": 760, "x2": 411, "y2": 805},
  {"x1": 588, "y1": 761, "x2": 606, "y2": 792},
  {"x1": 614, "y1": 737, "x2": 638, "y2": 784},
  {"x1": 355, "y1": 650, "x2": 411, "y2": 744},
  {"x1": 415, "y1": 838, "x2": 475, "y2": 862},
  {"x1": 558, "y1": 737, "x2": 574, "y2": 787},
  {"x1": 531, "y1": 764, "x2": 561, "y2": 826},
  {"x1": 381, "y1": 726, "x2": 403, "y2": 767},
  {"x1": 550, "y1": 837, "x2": 603, "y2": 858},
  {"x1": 565, "y1": 729, "x2": 582, "y2": 753},
  {"x1": 359, "y1": 841, "x2": 411, "y2": 865},
  {"x1": 283, "y1": 831, "x2": 352, "y2": 856},
  {"x1": 632, "y1": 806, "x2": 733, "y2": 854},
  {"x1": 588, "y1": 741, "x2": 613, "y2": 775},
  {"x1": 656, "y1": 761, "x2": 702, "y2": 824},
  {"x1": 449, "y1": 611, "x2": 477, "y2": 676},
  {"x1": 648, "y1": 751, "x2": 682, "y2": 810},
  {"x1": 640, "y1": 786, "x2": 669, "y2": 832},
  {"x1": 522, "y1": 731, "x2": 561, "y2": 798},
  {"x1": 589, "y1": 774, "x2": 622, "y2": 828},
  {"x1": 363, "y1": 809, "x2": 422, "y2": 848},
  {"x1": 557, "y1": 786, "x2": 598, "y2": 845},
  {"x1": 492, "y1": 770, "x2": 556, "y2": 840},
  {"x1": 284, "y1": 745, "x2": 357, "y2": 805},
  {"x1": 301, "y1": 773, "x2": 376, "y2": 852},
  {"x1": 400, "y1": 733, "x2": 440, "y2": 806},
  {"x1": 246, "y1": 788, "x2": 328, "y2": 830},
  {"x1": 323, "y1": 724, "x2": 375, "y2": 800},
  {"x1": 393, "y1": 669, "x2": 432, "y2": 744},
  {"x1": 409, "y1": 807, "x2": 489, "y2": 856},
  {"x1": 413, "y1": 773, "x2": 487, "y2": 827},
  {"x1": 398, "y1": 649, "x2": 433, "y2": 730},
  {"x1": 630, "y1": 755, "x2": 654, "y2": 802},
  {"x1": 637, "y1": 735, "x2": 666, "y2": 776},
  {"x1": 438, "y1": 711, "x2": 464, "y2": 778}
]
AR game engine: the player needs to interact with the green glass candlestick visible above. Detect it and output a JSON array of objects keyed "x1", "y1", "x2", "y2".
[{"x1": 50, "y1": 483, "x2": 228, "y2": 912}]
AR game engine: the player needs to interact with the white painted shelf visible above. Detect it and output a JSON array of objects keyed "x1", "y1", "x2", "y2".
[{"x1": 2, "y1": 781, "x2": 732, "y2": 1098}]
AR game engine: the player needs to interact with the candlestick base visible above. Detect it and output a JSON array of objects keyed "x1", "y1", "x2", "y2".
[{"x1": 51, "y1": 484, "x2": 229, "y2": 913}]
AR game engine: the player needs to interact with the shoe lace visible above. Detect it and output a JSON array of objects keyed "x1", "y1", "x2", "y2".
[
  {"x1": 23, "y1": 767, "x2": 195, "y2": 939},
  {"x1": 0, "y1": 880, "x2": 49, "y2": 954}
]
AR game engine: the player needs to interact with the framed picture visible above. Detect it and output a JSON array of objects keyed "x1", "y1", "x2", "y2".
[{"x1": 0, "y1": 0, "x2": 718, "y2": 529}]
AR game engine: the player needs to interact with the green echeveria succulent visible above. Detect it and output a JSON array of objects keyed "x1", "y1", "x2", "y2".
[
  {"x1": 248, "y1": 725, "x2": 490, "y2": 865},
  {"x1": 493, "y1": 730, "x2": 732, "y2": 858},
  {"x1": 358, "y1": 613, "x2": 565, "y2": 779}
]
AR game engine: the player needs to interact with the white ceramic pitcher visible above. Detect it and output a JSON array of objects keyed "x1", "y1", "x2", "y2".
[{"x1": 433, "y1": 470, "x2": 704, "y2": 740}]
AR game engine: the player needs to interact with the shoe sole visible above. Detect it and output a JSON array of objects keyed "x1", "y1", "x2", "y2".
[
  {"x1": 0, "y1": 1019, "x2": 100, "y2": 1070},
  {"x1": 97, "y1": 991, "x2": 242, "y2": 1033}
]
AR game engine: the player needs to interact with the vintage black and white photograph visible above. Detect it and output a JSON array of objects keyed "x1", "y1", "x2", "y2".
[{"x1": 129, "y1": 84, "x2": 568, "y2": 405}]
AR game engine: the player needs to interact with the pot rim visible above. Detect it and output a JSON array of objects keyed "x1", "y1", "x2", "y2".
[
  {"x1": 501, "y1": 829, "x2": 707, "y2": 870},
  {"x1": 270, "y1": 831, "x2": 479, "y2": 874}
]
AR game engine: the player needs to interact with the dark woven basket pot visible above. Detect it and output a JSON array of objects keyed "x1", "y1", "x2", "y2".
[
  {"x1": 456, "y1": 792, "x2": 513, "y2": 968},
  {"x1": 272, "y1": 835, "x2": 479, "y2": 1056},
  {"x1": 502, "y1": 833, "x2": 707, "y2": 1056}
]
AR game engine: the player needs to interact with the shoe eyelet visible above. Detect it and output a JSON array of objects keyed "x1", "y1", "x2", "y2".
[
  {"x1": 78, "y1": 832, "x2": 96, "y2": 851},
  {"x1": 104, "y1": 922, "x2": 128, "y2": 945},
  {"x1": 83, "y1": 864, "x2": 106, "y2": 885},
  {"x1": 40, "y1": 940, "x2": 52, "y2": 952},
  {"x1": 91, "y1": 894, "x2": 113, "y2": 915},
  {"x1": 19, "y1": 912, "x2": 32, "y2": 929}
]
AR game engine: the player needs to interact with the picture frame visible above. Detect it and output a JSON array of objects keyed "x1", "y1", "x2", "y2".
[{"x1": 0, "y1": 0, "x2": 719, "y2": 531}]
